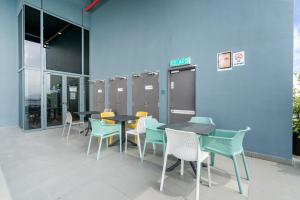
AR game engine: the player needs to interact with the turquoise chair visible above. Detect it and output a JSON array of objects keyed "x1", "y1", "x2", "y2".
[
  {"x1": 87, "y1": 118, "x2": 121, "y2": 160},
  {"x1": 142, "y1": 118, "x2": 166, "y2": 161},
  {"x1": 202, "y1": 127, "x2": 251, "y2": 194},
  {"x1": 189, "y1": 116, "x2": 215, "y2": 125}
]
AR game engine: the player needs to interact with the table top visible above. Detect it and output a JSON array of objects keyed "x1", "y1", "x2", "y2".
[
  {"x1": 158, "y1": 122, "x2": 215, "y2": 136},
  {"x1": 75, "y1": 111, "x2": 101, "y2": 115},
  {"x1": 103, "y1": 115, "x2": 138, "y2": 122}
]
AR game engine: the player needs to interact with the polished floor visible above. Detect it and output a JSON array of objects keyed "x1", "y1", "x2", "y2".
[{"x1": 0, "y1": 126, "x2": 299, "y2": 200}]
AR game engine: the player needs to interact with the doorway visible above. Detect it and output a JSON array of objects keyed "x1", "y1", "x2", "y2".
[
  {"x1": 168, "y1": 66, "x2": 196, "y2": 123},
  {"x1": 109, "y1": 77, "x2": 127, "y2": 115},
  {"x1": 45, "y1": 73, "x2": 81, "y2": 127},
  {"x1": 92, "y1": 80, "x2": 105, "y2": 112},
  {"x1": 132, "y1": 72, "x2": 159, "y2": 119}
]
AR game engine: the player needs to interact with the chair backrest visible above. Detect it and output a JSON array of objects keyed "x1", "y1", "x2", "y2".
[
  {"x1": 233, "y1": 126, "x2": 251, "y2": 152},
  {"x1": 66, "y1": 112, "x2": 73, "y2": 123},
  {"x1": 145, "y1": 117, "x2": 159, "y2": 129},
  {"x1": 165, "y1": 128, "x2": 201, "y2": 162},
  {"x1": 136, "y1": 117, "x2": 147, "y2": 134},
  {"x1": 189, "y1": 116, "x2": 214, "y2": 125},
  {"x1": 89, "y1": 118, "x2": 102, "y2": 134},
  {"x1": 104, "y1": 108, "x2": 112, "y2": 112},
  {"x1": 101, "y1": 112, "x2": 115, "y2": 124},
  {"x1": 136, "y1": 111, "x2": 148, "y2": 118}
]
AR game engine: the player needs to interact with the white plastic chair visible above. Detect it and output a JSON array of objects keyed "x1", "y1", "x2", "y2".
[
  {"x1": 125, "y1": 117, "x2": 147, "y2": 161},
  {"x1": 62, "y1": 112, "x2": 85, "y2": 143},
  {"x1": 160, "y1": 128, "x2": 211, "y2": 200}
]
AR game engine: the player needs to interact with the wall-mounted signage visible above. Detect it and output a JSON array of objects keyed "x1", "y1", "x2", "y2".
[
  {"x1": 69, "y1": 86, "x2": 78, "y2": 92},
  {"x1": 145, "y1": 85, "x2": 153, "y2": 90},
  {"x1": 97, "y1": 89, "x2": 102, "y2": 93},
  {"x1": 217, "y1": 51, "x2": 232, "y2": 71},
  {"x1": 233, "y1": 51, "x2": 245, "y2": 67},
  {"x1": 117, "y1": 88, "x2": 123, "y2": 92},
  {"x1": 170, "y1": 57, "x2": 191, "y2": 67}
]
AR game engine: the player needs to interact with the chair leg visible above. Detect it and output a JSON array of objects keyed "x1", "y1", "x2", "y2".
[
  {"x1": 106, "y1": 138, "x2": 109, "y2": 148},
  {"x1": 119, "y1": 131, "x2": 122, "y2": 153},
  {"x1": 87, "y1": 135, "x2": 93, "y2": 155},
  {"x1": 67, "y1": 123, "x2": 72, "y2": 143},
  {"x1": 109, "y1": 136, "x2": 113, "y2": 145},
  {"x1": 160, "y1": 147, "x2": 169, "y2": 191},
  {"x1": 196, "y1": 158, "x2": 201, "y2": 200},
  {"x1": 207, "y1": 155, "x2": 212, "y2": 187},
  {"x1": 211, "y1": 152, "x2": 215, "y2": 166},
  {"x1": 125, "y1": 133, "x2": 128, "y2": 152},
  {"x1": 142, "y1": 141, "x2": 147, "y2": 162},
  {"x1": 97, "y1": 137, "x2": 103, "y2": 160},
  {"x1": 153, "y1": 143, "x2": 156, "y2": 155},
  {"x1": 137, "y1": 134, "x2": 142, "y2": 161},
  {"x1": 180, "y1": 160, "x2": 184, "y2": 176},
  {"x1": 232, "y1": 156, "x2": 243, "y2": 194},
  {"x1": 241, "y1": 151, "x2": 250, "y2": 180},
  {"x1": 62, "y1": 122, "x2": 66, "y2": 136}
]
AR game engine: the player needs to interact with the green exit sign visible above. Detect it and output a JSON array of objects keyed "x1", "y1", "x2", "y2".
[{"x1": 170, "y1": 57, "x2": 191, "y2": 67}]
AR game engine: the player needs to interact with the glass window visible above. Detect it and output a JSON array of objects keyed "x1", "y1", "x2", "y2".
[
  {"x1": 18, "y1": 10, "x2": 23, "y2": 69},
  {"x1": 85, "y1": 77, "x2": 90, "y2": 111},
  {"x1": 19, "y1": 71, "x2": 24, "y2": 128},
  {"x1": 67, "y1": 77, "x2": 80, "y2": 121},
  {"x1": 24, "y1": 69, "x2": 41, "y2": 130},
  {"x1": 24, "y1": 5, "x2": 41, "y2": 68},
  {"x1": 84, "y1": 30, "x2": 90, "y2": 75},
  {"x1": 44, "y1": 13, "x2": 82, "y2": 74}
]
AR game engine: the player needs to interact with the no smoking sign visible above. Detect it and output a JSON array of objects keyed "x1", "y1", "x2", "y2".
[{"x1": 233, "y1": 51, "x2": 245, "y2": 67}]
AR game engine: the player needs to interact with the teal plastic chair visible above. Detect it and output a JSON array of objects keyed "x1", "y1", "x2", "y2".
[
  {"x1": 87, "y1": 118, "x2": 121, "y2": 160},
  {"x1": 202, "y1": 127, "x2": 251, "y2": 194},
  {"x1": 142, "y1": 118, "x2": 166, "y2": 161},
  {"x1": 189, "y1": 116, "x2": 215, "y2": 125}
]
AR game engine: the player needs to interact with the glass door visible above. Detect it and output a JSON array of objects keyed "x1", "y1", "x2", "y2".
[
  {"x1": 46, "y1": 74, "x2": 63, "y2": 127},
  {"x1": 66, "y1": 76, "x2": 80, "y2": 121},
  {"x1": 45, "y1": 73, "x2": 81, "y2": 127}
]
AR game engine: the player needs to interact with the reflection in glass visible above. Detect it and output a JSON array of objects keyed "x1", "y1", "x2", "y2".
[
  {"x1": 46, "y1": 74, "x2": 63, "y2": 127},
  {"x1": 24, "y1": 5, "x2": 41, "y2": 68},
  {"x1": 44, "y1": 13, "x2": 82, "y2": 74},
  {"x1": 67, "y1": 77, "x2": 80, "y2": 121},
  {"x1": 84, "y1": 30, "x2": 90, "y2": 75},
  {"x1": 24, "y1": 69, "x2": 41, "y2": 130}
]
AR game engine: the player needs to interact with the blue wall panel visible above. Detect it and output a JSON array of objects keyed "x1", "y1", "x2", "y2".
[
  {"x1": 90, "y1": 0, "x2": 293, "y2": 159},
  {"x1": 0, "y1": 0, "x2": 18, "y2": 126}
]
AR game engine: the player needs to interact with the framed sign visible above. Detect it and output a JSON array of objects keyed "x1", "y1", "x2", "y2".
[
  {"x1": 217, "y1": 51, "x2": 232, "y2": 71},
  {"x1": 233, "y1": 51, "x2": 245, "y2": 66}
]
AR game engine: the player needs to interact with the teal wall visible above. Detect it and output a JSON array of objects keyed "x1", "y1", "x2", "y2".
[
  {"x1": 90, "y1": 0, "x2": 294, "y2": 159},
  {"x1": 0, "y1": 0, "x2": 18, "y2": 126}
]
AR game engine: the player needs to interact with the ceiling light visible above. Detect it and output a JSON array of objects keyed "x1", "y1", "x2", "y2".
[{"x1": 58, "y1": 32, "x2": 62, "y2": 35}]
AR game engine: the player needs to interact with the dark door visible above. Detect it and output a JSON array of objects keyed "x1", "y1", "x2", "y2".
[
  {"x1": 109, "y1": 77, "x2": 127, "y2": 115},
  {"x1": 132, "y1": 74, "x2": 145, "y2": 114},
  {"x1": 132, "y1": 72, "x2": 159, "y2": 119},
  {"x1": 169, "y1": 67, "x2": 196, "y2": 123},
  {"x1": 92, "y1": 80, "x2": 105, "y2": 112}
]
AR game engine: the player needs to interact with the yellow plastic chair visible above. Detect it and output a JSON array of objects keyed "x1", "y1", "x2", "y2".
[
  {"x1": 127, "y1": 111, "x2": 148, "y2": 143},
  {"x1": 101, "y1": 111, "x2": 116, "y2": 144}
]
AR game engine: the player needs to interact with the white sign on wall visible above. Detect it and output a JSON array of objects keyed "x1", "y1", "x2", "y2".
[
  {"x1": 117, "y1": 88, "x2": 123, "y2": 92},
  {"x1": 145, "y1": 85, "x2": 153, "y2": 90},
  {"x1": 97, "y1": 89, "x2": 102, "y2": 93},
  {"x1": 233, "y1": 51, "x2": 245, "y2": 67}
]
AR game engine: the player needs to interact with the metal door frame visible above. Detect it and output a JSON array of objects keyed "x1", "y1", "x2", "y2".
[
  {"x1": 167, "y1": 65, "x2": 197, "y2": 123},
  {"x1": 43, "y1": 71, "x2": 81, "y2": 129}
]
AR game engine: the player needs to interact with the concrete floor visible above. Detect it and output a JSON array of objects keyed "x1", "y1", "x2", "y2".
[{"x1": 0, "y1": 126, "x2": 299, "y2": 200}]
